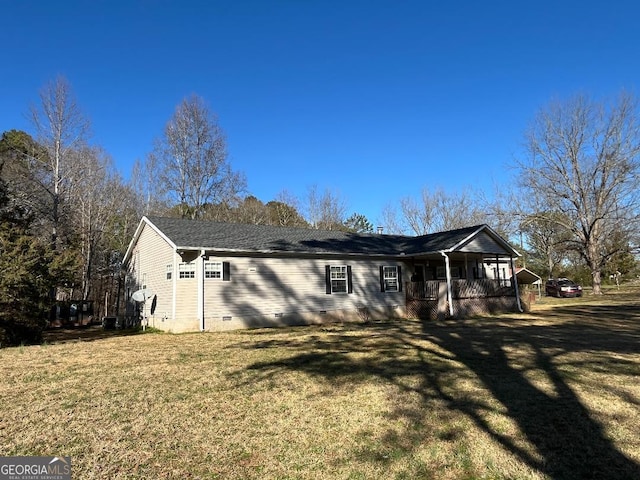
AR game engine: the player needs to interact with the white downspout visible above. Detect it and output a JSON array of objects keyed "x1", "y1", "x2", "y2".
[
  {"x1": 198, "y1": 249, "x2": 205, "y2": 331},
  {"x1": 440, "y1": 251, "x2": 454, "y2": 317},
  {"x1": 510, "y1": 256, "x2": 523, "y2": 312}
]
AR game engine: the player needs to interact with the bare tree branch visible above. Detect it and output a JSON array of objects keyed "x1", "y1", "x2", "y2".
[
  {"x1": 150, "y1": 95, "x2": 246, "y2": 219},
  {"x1": 30, "y1": 76, "x2": 91, "y2": 249},
  {"x1": 516, "y1": 92, "x2": 640, "y2": 294}
]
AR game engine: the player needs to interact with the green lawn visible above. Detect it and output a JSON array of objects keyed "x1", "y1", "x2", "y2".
[{"x1": 1, "y1": 288, "x2": 639, "y2": 479}]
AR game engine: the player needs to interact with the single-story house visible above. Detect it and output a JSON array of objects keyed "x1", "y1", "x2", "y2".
[{"x1": 122, "y1": 216, "x2": 522, "y2": 332}]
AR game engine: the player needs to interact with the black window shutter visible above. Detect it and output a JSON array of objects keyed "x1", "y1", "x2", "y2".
[
  {"x1": 223, "y1": 262, "x2": 230, "y2": 281},
  {"x1": 379, "y1": 266, "x2": 385, "y2": 292},
  {"x1": 347, "y1": 266, "x2": 353, "y2": 294},
  {"x1": 398, "y1": 266, "x2": 402, "y2": 292},
  {"x1": 325, "y1": 265, "x2": 331, "y2": 294}
]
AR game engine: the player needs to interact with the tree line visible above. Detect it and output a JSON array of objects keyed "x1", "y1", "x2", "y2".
[{"x1": 1, "y1": 76, "x2": 639, "y2": 346}]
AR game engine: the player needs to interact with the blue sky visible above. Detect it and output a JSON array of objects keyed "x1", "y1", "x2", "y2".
[{"x1": 1, "y1": 1, "x2": 638, "y2": 224}]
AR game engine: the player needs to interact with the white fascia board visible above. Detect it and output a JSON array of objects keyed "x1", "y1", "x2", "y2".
[
  {"x1": 145, "y1": 216, "x2": 178, "y2": 250},
  {"x1": 446, "y1": 224, "x2": 521, "y2": 257},
  {"x1": 122, "y1": 218, "x2": 146, "y2": 266}
]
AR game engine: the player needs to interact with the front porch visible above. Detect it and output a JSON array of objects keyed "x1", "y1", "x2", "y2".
[{"x1": 405, "y1": 279, "x2": 521, "y2": 320}]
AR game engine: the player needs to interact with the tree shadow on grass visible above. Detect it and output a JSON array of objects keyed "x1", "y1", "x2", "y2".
[
  {"x1": 42, "y1": 325, "x2": 149, "y2": 345},
  {"x1": 235, "y1": 303, "x2": 640, "y2": 479},
  {"x1": 420, "y1": 320, "x2": 639, "y2": 479}
]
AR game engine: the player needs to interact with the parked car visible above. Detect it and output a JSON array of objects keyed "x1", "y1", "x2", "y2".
[{"x1": 545, "y1": 278, "x2": 583, "y2": 297}]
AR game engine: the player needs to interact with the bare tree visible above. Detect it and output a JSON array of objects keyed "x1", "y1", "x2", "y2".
[
  {"x1": 305, "y1": 185, "x2": 348, "y2": 230},
  {"x1": 149, "y1": 95, "x2": 246, "y2": 219},
  {"x1": 64, "y1": 146, "x2": 119, "y2": 300},
  {"x1": 200, "y1": 202, "x2": 235, "y2": 222},
  {"x1": 265, "y1": 189, "x2": 307, "y2": 227},
  {"x1": 130, "y1": 157, "x2": 168, "y2": 217},
  {"x1": 481, "y1": 185, "x2": 523, "y2": 240},
  {"x1": 234, "y1": 196, "x2": 269, "y2": 225},
  {"x1": 30, "y1": 76, "x2": 90, "y2": 249},
  {"x1": 520, "y1": 212, "x2": 573, "y2": 277},
  {"x1": 517, "y1": 92, "x2": 640, "y2": 294},
  {"x1": 383, "y1": 187, "x2": 488, "y2": 235},
  {"x1": 378, "y1": 204, "x2": 403, "y2": 235},
  {"x1": 101, "y1": 178, "x2": 147, "y2": 317}
]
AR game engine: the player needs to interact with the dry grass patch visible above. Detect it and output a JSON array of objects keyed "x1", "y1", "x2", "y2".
[{"x1": 1, "y1": 288, "x2": 640, "y2": 479}]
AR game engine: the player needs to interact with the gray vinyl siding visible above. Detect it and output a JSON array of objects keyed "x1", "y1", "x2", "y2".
[
  {"x1": 202, "y1": 256, "x2": 405, "y2": 328},
  {"x1": 124, "y1": 217, "x2": 521, "y2": 331},
  {"x1": 458, "y1": 231, "x2": 511, "y2": 255},
  {"x1": 133, "y1": 224, "x2": 176, "y2": 327},
  {"x1": 175, "y1": 269, "x2": 197, "y2": 328}
]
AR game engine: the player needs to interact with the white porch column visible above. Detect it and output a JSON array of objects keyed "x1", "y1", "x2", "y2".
[{"x1": 440, "y1": 251, "x2": 454, "y2": 317}]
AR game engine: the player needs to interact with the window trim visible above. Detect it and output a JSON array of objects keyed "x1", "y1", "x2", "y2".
[
  {"x1": 380, "y1": 265, "x2": 402, "y2": 292},
  {"x1": 166, "y1": 264, "x2": 173, "y2": 280},
  {"x1": 178, "y1": 262, "x2": 196, "y2": 279},
  {"x1": 204, "y1": 261, "x2": 223, "y2": 279},
  {"x1": 325, "y1": 265, "x2": 353, "y2": 294}
]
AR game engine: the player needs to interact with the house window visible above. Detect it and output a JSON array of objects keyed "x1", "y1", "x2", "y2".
[
  {"x1": 178, "y1": 262, "x2": 195, "y2": 279},
  {"x1": 325, "y1": 265, "x2": 353, "y2": 294},
  {"x1": 205, "y1": 261, "x2": 222, "y2": 279},
  {"x1": 437, "y1": 266, "x2": 460, "y2": 279},
  {"x1": 166, "y1": 264, "x2": 173, "y2": 280},
  {"x1": 331, "y1": 266, "x2": 347, "y2": 293},
  {"x1": 381, "y1": 266, "x2": 401, "y2": 292}
]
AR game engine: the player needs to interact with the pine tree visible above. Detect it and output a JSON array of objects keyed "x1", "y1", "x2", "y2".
[{"x1": 0, "y1": 161, "x2": 75, "y2": 346}]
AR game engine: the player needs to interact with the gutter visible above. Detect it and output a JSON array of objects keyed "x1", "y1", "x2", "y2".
[{"x1": 175, "y1": 246, "x2": 404, "y2": 259}]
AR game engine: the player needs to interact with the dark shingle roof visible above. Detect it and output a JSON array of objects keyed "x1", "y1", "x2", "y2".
[{"x1": 145, "y1": 216, "x2": 492, "y2": 257}]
